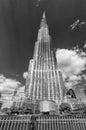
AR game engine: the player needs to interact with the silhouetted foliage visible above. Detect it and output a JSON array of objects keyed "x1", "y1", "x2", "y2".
[
  {"x1": 83, "y1": 86, "x2": 86, "y2": 95},
  {"x1": 10, "y1": 103, "x2": 33, "y2": 115},
  {"x1": 10, "y1": 106, "x2": 19, "y2": 114},
  {"x1": 72, "y1": 103, "x2": 86, "y2": 114},
  {"x1": 0, "y1": 102, "x2": 2, "y2": 109},
  {"x1": 59, "y1": 103, "x2": 71, "y2": 114},
  {"x1": 1, "y1": 108, "x2": 11, "y2": 114},
  {"x1": 0, "y1": 92, "x2": 2, "y2": 98}
]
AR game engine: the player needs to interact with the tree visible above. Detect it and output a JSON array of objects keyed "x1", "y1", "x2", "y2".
[
  {"x1": 59, "y1": 103, "x2": 71, "y2": 114},
  {"x1": 83, "y1": 86, "x2": 86, "y2": 95},
  {"x1": 0, "y1": 102, "x2": 2, "y2": 109}
]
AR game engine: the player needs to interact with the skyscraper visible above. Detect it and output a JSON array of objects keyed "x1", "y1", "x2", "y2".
[{"x1": 25, "y1": 12, "x2": 65, "y2": 105}]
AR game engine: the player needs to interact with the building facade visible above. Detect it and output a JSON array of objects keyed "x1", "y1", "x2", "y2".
[{"x1": 25, "y1": 12, "x2": 65, "y2": 105}]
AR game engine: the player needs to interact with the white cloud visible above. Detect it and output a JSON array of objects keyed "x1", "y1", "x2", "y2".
[
  {"x1": 56, "y1": 48, "x2": 86, "y2": 88},
  {"x1": 83, "y1": 43, "x2": 86, "y2": 49},
  {"x1": 0, "y1": 75, "x2": 22, "y2": 109},
  {"x1": 70, "y1": 19, "x2": 80, "y2": 30},
  {"x1": 69, "y1": 75, "x2": 81, "y2": 81},
  {"x1": 0, "y1": 75, "x2": 21, "y2": 93},
  {"x1": 70, "y1": 19, "x2": 86, "y2": 30},
  {"x1": 15, "y1": 86, "x2": 25, "y2": 98},
  {"x1": 23, "y1": 72, "x2": 28, "y2": 79},
  {"x1": 82, "y1": 75, "x2": 86, "y2": 80}
]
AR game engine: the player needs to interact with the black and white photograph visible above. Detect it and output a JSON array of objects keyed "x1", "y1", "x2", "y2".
[{"x1": 0, "y1": 0, "x2": 86, "y2": 130}]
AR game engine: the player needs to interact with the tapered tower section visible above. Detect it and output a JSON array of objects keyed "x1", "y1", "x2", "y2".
[{"x1": 25, "y1": 12, "x2": 65, "y2": 105}]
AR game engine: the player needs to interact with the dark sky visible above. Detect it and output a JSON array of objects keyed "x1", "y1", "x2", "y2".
[{"x1": 0, "y1": 0, "x2": 86, "y2": 83}]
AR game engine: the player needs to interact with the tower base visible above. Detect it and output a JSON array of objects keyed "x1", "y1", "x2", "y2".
[{"x1": 39, "y1": 100, "x2": 56, "y2": 113}]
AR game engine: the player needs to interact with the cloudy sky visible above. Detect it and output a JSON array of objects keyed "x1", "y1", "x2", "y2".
[{"x1": 0, "y1": 0, "x2": 86, "y2": 104}]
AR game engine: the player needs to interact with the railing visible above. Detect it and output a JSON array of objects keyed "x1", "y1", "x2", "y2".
[
  {"x1": 36, "y1": 114, "x2": 86, "y2": 130},
  {"x1": 0, "y1": 114, "x2": 86, "y2": 130},
  {"x1": 0, "y1": 115, "x2": 32, "y2": 130}
]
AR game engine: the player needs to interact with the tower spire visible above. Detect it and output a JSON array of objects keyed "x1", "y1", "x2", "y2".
[
  {"x1": 43, "y1": 11, "x2": 46, "y2": 19},
  {"x1": 40, "y1": 11, "x2": 47, "y2": 28},
  {"x1": 38, "y1": 11, "x2": 49, "y2": 42}
]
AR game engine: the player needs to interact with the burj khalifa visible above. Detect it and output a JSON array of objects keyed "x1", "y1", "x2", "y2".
[{"x1": 25, "y1": 12, "x2": 65, "y2": 108}]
